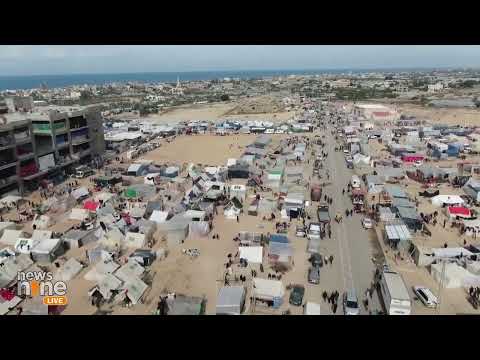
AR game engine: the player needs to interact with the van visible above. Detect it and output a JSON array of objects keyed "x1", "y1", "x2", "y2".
[
  {"x1": 379, "y1": 268, "x2": 411, "y2": 315},
  {"x1": 350, "y1": 175, "x2": 361, "y2": 189},
  {"x1": 74, "y1": 166, "x2": 95, "y2": 179}
]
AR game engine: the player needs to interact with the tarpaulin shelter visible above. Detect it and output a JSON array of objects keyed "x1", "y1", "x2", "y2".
[
  {"x1": 431, "y1": 195, "x2": 465, "y2": 207},
  {"x1": 123, "y1": 232, "x2": 147, "y2": 248},
  {"x1": 150, "y1": 210, "x2": 170, "y2": 224},
  {"x1": 84, "y1": 200, "x2": 100, "y2": 212},
  {"x1": 431, "y1": 262, "x2": 471, "y2": 289},
  {"x1": 69, "y1": 208, "x2": 89, "y2": 221},
  {"x1": 252, "y1": 278, "x2": 285, "y2": 307},
  {"x1": 189, "y1": 221, "x2": 210, "y2": 237},
  {"x1": 123, "y1": 188, "x2": 138, "y2": 199},
  {"x1": 56, "y1": 258, "x2": 83, "y2": 281},
  {"x1": 72, "y1": 187, "x2": 89, "y2": 201},
  {"x1": 0, "y1": 229, "x2": 25, "y2": 246},
  {"x1": 31, "y1": 238, "x2": 63, "y2": 263},
  {"x1": 447, "y1": 206, "x2": 471, "y2": 219},
  {"x1": 239, "y1": 246, "x2": 263, "y2": 263},
  {"x1": 216, "y1": 286, "x2": 246, "y2": 315}
]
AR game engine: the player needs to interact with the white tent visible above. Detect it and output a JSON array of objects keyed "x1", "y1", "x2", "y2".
[
  {"x1": 150, "y1": 210, "x2": 169, "y2": 224},
  {"x1": 123, "y1": 232, "x2": 146, "y2": 248},
  {"x1": 115, "y1": 260, "x2": 145, "y2": 282},
  {"x1": 252, "y1": 278, "x2": 285, "y2": 301},
  {"x1": 31, "y1": 238, "x2": 62, "y2": 262},
  {"x1": 431, "y1": 195, "x2": 465, "y2": 207},
  {"x1": 14, "y1": 237, "x2": 41, "y2": 254},
  {"x1": 84, "y1": 260, "x2": 120, "y2": 282},
  {"x1": 32, "y1": 215, "x2": 53, "y2": 230},
  {"x1": 69, "y1": 208, "x2": 89, "y2": 221},
  {"x1": 0, "y1": 229, "x2": 24, "y2": 246},
  {"x1": 56, "y1": 258, "x2": 83, "y2": 281},
  {"x1": 239, "y1": 246, "x2": 263, "y2": 263},
  {"x1": 31, "y1": 230, "x2": 52, "y2": 241},
  {"x1": 123, "y1": 276, "x2": 148, "y2": 305},
  {"x1": 189, "y1": 221, "x2": 210, "y2": 237},
  {"x1": 71, "y1": 187, "x2": 89, "y2": 200},
  {"x1": 431, "y1": 262, "x2": 472, "y2": 289},
  {"x1": 0, "y1": 222, "x2": 16, "y2": 238},
  {"x1": 97, "y1": 273, "x2": 123, "y2": 299}
]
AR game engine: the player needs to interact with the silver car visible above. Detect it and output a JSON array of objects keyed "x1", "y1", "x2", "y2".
[{"x1": 343, "y1": 290, "x2": 360, "y2": 315}]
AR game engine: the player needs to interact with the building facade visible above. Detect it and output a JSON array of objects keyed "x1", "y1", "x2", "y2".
[{"x1": 0, "y1": 106, "x2": 105, "y2": 196}]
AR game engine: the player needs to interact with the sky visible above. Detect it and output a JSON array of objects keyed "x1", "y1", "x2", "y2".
[{"x1": 0, "y1": 45, "x2": 479, "y2": 76}]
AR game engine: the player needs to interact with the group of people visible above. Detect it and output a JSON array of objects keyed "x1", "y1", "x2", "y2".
[{"x1": 322, "y1": 290, "x2": 340, "y2": 314}]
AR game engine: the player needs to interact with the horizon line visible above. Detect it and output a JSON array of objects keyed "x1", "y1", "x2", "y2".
[{"x1": 0, "y1": 66, "x2": 477, "y2": 79}]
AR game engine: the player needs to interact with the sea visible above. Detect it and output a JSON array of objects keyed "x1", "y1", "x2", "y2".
[{"x1": 0, "y1": 68, "x2": 434, "y2": 92}]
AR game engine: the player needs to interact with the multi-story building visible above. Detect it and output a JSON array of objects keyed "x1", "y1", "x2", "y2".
[{"x1": 0, "y1": 105, "x2": 105, "y2": 196}]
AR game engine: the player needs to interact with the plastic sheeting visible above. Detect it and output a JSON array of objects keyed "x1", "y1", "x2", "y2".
[{"x1": 189, "y1": 221, "x2": 210, "y2": 237}]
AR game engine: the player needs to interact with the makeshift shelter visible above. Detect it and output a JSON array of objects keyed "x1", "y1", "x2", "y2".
[
  {"x1": 379, "y1": 207, "x2": 396, "y2": 222},
  {"x1": 123, "y1": 275, "x2": 148, "y2": 305},
  {"x1": 32, "y1": 215, "x2": 53, "y2": 230},
  {"x1": 84, "y1": 200, "x2": 100, "y2": 212},
  {"x1": 69, "y1": 208, "x2": 90, "y2": 221},
  {"x1": 216, "y1": 286, "x2": 246, "y2": 315},
  {"x1": 56, "y1": 258, "x2": 83, "y2": 281},
  {"x1": 396, "y1": 207, "x2": 422, "y2": 231},
  {"x1": 224, "y1": 198, "x2": 243, "y2": 220},
  {"x1": 431, "y1": 262, "x2": 471, "y2": 289},
  {"x1": 0, "y1": 229, "x2": 24, "y2": 246},
  {"x1": 96, "y1": 273, "x2": 123, "y2": 300},
  {"x1": 227, "y1": 163, "x2": 250, "y2": 179},
  {"x1": 129, "y1": 206, "x2": 146, "y2": 219},
  {"x1": 239, "y1": 246, "x2": 263, "y2": 264},
  {"x1": 257, "y1": 198, "x2": 277, "y2": 214},
  {"x1": 127, "y1": 163, "x2": 149, "y2": 177},
  {"x1": 268, "y1": 242, "x2": 293, "y2": 264},
  {"x1": 135, "y1": 219, "x2": 157, "y2": 240},
  {"x1": 123, "y1": 188, "x2": 139, "y2": 199},
  {"x1": 189, "y1": 222, "x2": 210, "y2": 237},
  {"x1": 93, "y1": 192, "x2": 116, "y2": 204},
  {"x1": 115, "y1": 260, "x2": 145, "y2": 282},
  {"x1": 71, "y1": 187, "x2": 89, "y2": 201},
  {"x1": 150, "y1": 210, "x2": 170, "y2": 224},
  {"x1": 123, "y1": 232, "x2": 147, "y2": 248},
  {"x1": 447, "y1": 206, "x2": 471, "y2": 219},
  {"x1": 31, "y1": 238, "x2": 63, "y2": 263},
  {"x1": 164, "y1": 295, "x2": 205, "y2": 315},
  {"x1": 0, "y1": 222, "x2": 16, "y2": 238},
  {"x1": 0, "y1": 254, "x2": 33, "y2": 288},
  {"x1": 0, "y1": 195, "x2": 23, "y2": 208},
  {"x1": 158, "y1": 219, "x2": 190, "y2": 247},
  {"x1": 229, "y1": 184, "x2": 247, "y2": 202},
  {"x1": 252, "y1": 278, "x2": 285, "y2": 308},
  {"x1": 431, "y1": 195, "x2": 465, "y2": 207},
  {"x1": 84, "y1": 260, "x2": 121, "y2": 282},
  {"x1": 385, "y1": 222, "x2": 412, "y2": 249},
  {"x1": 304, "y1": 302, "x2": 321, "y2": 315},
  {"x1": 144, "y1": 200, "x2": 163, "y2": 218}
]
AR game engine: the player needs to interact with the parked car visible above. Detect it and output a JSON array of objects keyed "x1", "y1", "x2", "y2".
[
  {"x1": 308, "y1": 252, "x2": 323, "y2": 267},
  {"x1": 296, "y1": 225, "x2": 306, "y2": 237},
  {"x1": 362, "y1": 217, "x2": 373, "y2": 229},
  {"x1": 413, "y1": 286, "x2": 438, "y2": 308},
  {"x1": 343, "y1": 290, "x2": 360, "y2": 315},
  {"x1": 308, "y1": 266, "x2": 320, "y2": 284},
  {"x1": 289, "y1": 285, "x2": 305, "y2": 306}
]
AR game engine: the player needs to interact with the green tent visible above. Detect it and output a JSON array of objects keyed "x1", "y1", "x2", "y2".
[{"x1": 123, "y1": 188, "x2": 138, "y2": 198}]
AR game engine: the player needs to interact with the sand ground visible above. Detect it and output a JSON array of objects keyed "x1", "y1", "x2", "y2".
[{"x1": 395, "y1": 104, "x2": 480, "y2": 126}]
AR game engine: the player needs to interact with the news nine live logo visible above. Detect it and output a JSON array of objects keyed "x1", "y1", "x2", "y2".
[{"x1": 17, "y1": 271, "x2": 68, "y2": 305}]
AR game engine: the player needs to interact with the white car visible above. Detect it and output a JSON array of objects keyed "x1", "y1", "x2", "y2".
[
  {"x1": 413, "y1": 286, "x2": 438, "y2": 308},
  {"x1": 362, "y1": 218, "x2": 373, "y2": 229},
  {"x1": 343, "y1": 149, "x2": 350, "y2": 154}
]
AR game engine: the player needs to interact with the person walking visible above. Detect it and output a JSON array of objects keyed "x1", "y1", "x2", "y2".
[
  {"x1": 236, "y1": 215, "x2": 239, "y2": 223},
  {"x1": 329, "y1": 255, "x2": 334, "y2": 265},
  {"x1": 322, "y1": 291, "x2": 328, "y2": 303},
  {"x1": 332, "y1": 302, "x2": 338, "y2": 314}
]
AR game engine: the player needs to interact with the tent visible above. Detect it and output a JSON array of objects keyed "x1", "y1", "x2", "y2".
[
  {"x1": 135, "y1": 219, "x2": 157, "y2": 239},
  {"x1": 56, "y1": 258, "x2": 83, "y2": 281},
  {"x1": 216, "y1": 286, "x2": 246, "y2": 315},
  {"x1": 31, "y1": 230, "x2": 52, "y2": 241},
  {"x1": 123, "y1": 276, "x2": 148, "y2": 305},
  {"x1": 97, "y1": 273, "x2": 123, "y2": 300},
  {"x1": 71, "y1": 187, "x2": 89, "y2": 201},
  {"x1": 123, "y1": 232, "x2": 147, "y2": 248},
  {"x1": 0, "y1": 222, "x2": 16, "y2": 238},
  {"x1": 189, "y1": 221, "x2": 210, "y2": 237},
  {"x1": 239, "y1": 246, "x2": 263, "y2": 263},
  {"x1": 159, "y1": 220, "x2": 190, "y2": 247},
  {"x1": 31, "y1": 238, "x2": 63, "y2": 263},
  {"x1": 304, "y1": 302, "x2": 321, "y2": 315},
  {"x1": 84, "y1": 260, "x2": 121, "y2": 282},
  {"x1": 32, "y1": 215, "x2": 53, "y2": 230},
  {"x1": 129, "y1": 206, "x2": 146, "y2": 219},
  {"x1": 150, "y1": 210, "x2": 170, "y2": 224},
  {"x1": 15, "y1": 237, "x2": 41, "y2": 254},
  {"x1": 431, "y1": 195, "x2": 465, "y2": 207},
  {"x1": 431, "y1": 262, "x2": 471, "y2": 289},
  {"x1": 93, "y1": 192, "x2": 115, "y2": 204},
  {"x1": 63, "y1": 229, "x2": 98, "y2": 249},
  {"x1": 268, "y1": 242, "x2": 293, "y2": 264},
  {"x1": 447, "y1": 206, "x2": 471, "y2": 219},
  {"x1": 84, "y1": 200, "x2": 100, "y2": 212},
  {"x1": 69, "y1": 208, "x2": 89, "y2": 221},
  {"x1": 115, "y1": 260, "x2": 145, "y2": 282},
  {"x1": 0, "y1": 229, "x2": 24, "y2": 246},
  {"x1": 123, "y1": 188, "x2": 138, "y2": 199},
  {"x1": 252, "y1": 278, "x2": 285, "y2": 303}
]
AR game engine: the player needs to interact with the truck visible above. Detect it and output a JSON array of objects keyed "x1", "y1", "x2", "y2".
[
  {"x1": 378, "y1": 266, "x2": 411, "y2": 315},
  {"x1": 317, "y1": 203, "x2": 330, "y2": 223}
]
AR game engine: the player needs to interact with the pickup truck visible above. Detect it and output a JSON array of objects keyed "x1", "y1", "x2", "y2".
[{"x1": 317, "y1": 203, "x2": 330, "y2": 223}]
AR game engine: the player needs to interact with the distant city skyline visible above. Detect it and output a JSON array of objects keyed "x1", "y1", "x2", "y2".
[{"x1": 0, "y1": 45, "x2": 480, "y2": 76}]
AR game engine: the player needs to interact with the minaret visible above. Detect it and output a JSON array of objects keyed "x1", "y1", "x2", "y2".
[{"x1": 176, "y1": 76, "x2": 180, "y2": 89}]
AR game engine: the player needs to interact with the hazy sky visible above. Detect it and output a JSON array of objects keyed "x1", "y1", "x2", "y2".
[{"x1": 0, "y1": 45, "x2": 479, "y2": 76}]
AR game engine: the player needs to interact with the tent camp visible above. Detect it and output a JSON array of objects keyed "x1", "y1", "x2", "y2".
[
  {"x1": 431, "y1": 195, "x2": 465, "y2": 207},
  {"x1": 216, "y1": 286, "x2": 246, "y2": 315},
  {"x1": 239, "y1": 246, "x2": 263, "y2": 263},
  {"x1": 0, "y1": 229, "x2": 22, "y2": 246},
  {"x1": 56, "y1": 258, "x2": 83, "y2": 281}
]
